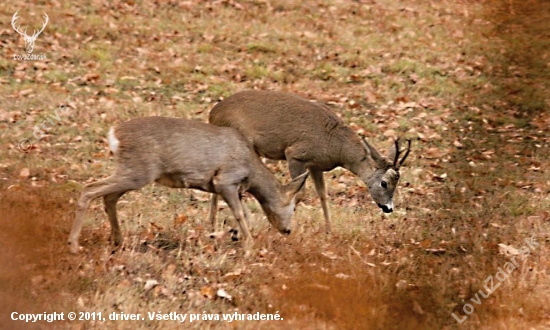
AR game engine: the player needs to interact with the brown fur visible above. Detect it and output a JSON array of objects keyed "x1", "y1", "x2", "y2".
[{"x1": 209, "y1": 90, "x2": 411, "y2": 233}]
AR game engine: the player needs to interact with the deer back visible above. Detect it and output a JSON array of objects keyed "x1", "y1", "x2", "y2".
[
  {"x1": 112, "y1": 117, "x2": 253, "y2": 191},
  {"x1": 209, "y1": 90, "x2": 411, "y2": 215},
  {"x1": 209, "y1": 90, "x2": 363, "y2": 170}
]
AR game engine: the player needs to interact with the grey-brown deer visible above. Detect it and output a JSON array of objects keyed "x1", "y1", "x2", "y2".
[
  {"x1": 209, "y1": 90, "x2": 411, "y2": 234},
  {"x1": 68, "y1": 117, "x2": 308, "y2": 254}
]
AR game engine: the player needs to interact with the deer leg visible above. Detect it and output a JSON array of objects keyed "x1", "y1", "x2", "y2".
[
  {"x1": 69, "y1": 175, "x2": 147, "y2": 254},
  {"x1": 218, "y1": 185, "x2": 253, "y2": 243},
  {"x1": 209, "y1": 192, "x2": 251, "y2": 232},
  {"x1": 208, "y1": 193, "x2": 219, "y2": 229},
  {"x1": 242, "y1": 197, "x2": 252, "y2": 225},
  {"x1": 238, "y1": 187, "x2": 253, "y2": 225},
  {"x1": 310, "y1": 168, "x2": 332, "y2": 234},
  {"x1": 103, "y1": 191, "x2": 127, "y2": 247},
  {"x1": 287, "y1": 159, "x2": 308, "y2": 203}
]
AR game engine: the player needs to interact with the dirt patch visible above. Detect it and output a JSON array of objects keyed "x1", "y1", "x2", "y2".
[
  {"x1": 0, "y1": 184, "x2": 76, "y2": 329},
  {"x1": 263, "y1": 237, "x2": 434, "y2": 330}
]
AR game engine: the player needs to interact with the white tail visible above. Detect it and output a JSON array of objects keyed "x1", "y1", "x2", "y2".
[
  {"x1": 68, "y1": 117, "x2": 308, "y2": 254},
  {"x1": 11, "y1": 11, "x2": 49, "y2": 54},
  {"x1": 209, "y1": 90, "x2": 411, "y2": 233}
]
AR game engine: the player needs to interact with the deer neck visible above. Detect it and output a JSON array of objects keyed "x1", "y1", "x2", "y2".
[
  {"x1": 341, "y1": 136, "x2": 379, "y2": 181},
  {"x1": 246, "y1": 161, "x2": 283, "y2": 212}
]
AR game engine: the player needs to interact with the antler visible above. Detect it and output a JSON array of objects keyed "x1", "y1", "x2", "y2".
[
  {"x1": 392, "y1": 139, "x2": 400, "y2": 168},
  {"x1": 11, "y1": 11, "x2": 27, "y2": 37},
  {"x1": 31, "y1": 13, "x2": 49, "y2": 38},
  {"x1": 393, "y1": 138, "x2": 411, "y2": 169}
]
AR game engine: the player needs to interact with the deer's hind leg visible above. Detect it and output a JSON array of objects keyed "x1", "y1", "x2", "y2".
[
  {"x1": 103, "y1": 191, "x2": 127, "y2": 247},
  {"x1": 69, "y1": 175, "x2": 148, "y2": 254}
]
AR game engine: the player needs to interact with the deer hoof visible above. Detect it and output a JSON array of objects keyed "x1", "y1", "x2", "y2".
[{"x1": 68, "y1": 242, "x2": 80, "y2": 254}]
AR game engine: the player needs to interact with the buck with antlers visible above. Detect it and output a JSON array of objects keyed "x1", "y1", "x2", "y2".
[
  {"x1": 209, "y1": 90, "x2": 411, "y2": 234},
  {"x1": 12, "y1": 11, "x2": 49, "y2": 53}
]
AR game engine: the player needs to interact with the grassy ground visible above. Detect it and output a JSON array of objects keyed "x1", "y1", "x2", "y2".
[{"x1": 1, "y1": 0, "x2": 549, "y2": 329}]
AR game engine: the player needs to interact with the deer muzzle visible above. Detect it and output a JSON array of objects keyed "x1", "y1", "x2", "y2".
[{"x1": 377, "y1": 201, "x2": 394, "y2": 213}]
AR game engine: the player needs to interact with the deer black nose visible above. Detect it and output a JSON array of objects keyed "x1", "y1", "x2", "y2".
[
  {"x1": 282, "y1": 228, "x2": 291, "y2": 235},
  {"x1": 378, "y1": 203, "x2": 393, "y2": 213}
]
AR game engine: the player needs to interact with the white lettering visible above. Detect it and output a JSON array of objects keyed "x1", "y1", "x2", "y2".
[{"x1": 451, "y1": 312, "x2": 467, "y2": 324}]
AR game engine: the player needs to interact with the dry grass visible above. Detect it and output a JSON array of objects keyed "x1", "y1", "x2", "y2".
[{"x1": 1, "y1": 0, "x2": 549, "y2": 329}]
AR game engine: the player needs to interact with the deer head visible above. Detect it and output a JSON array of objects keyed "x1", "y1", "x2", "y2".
[
  {"x1": 361, "y1": 137, "x2": 411, "y2": 213},
  {"x1": 12, "y1": 11, "x2": 49, "y2": 54}
]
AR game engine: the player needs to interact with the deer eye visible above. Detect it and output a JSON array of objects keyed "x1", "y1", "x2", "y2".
[{"x1": 381, "y1": 181, "x2": 388, "y2": 189}]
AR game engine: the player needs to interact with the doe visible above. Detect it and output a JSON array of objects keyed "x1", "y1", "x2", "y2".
[{"x1": 68, "y1": 116, "x2": 307, "y2": 254}]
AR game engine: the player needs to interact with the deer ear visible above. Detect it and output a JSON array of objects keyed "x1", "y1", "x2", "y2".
[
  {"x1": 284, "y1": 171, "x2": 309, "y2": 200},
  {"x1": 360, "y1": 136, "x2": 385, "y2": 166}
]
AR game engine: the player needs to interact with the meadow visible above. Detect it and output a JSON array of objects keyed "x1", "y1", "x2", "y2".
[{"x1": 1, "y1": 0, "x2": 549, "y2": 329}]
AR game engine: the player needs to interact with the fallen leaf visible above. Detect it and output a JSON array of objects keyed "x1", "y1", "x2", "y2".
[
  {"x1": 216, "y1": 289, "x2": 233, "y2": 301},
  {"x1": 203, "y1": 244, "x2": 215, "y2": 254},
  {"x1": 33, "y1": 62, "x2": 48, "y2": 70},
  {"x1": 425, "y1": 148, "x2": 445, "y2": 159},
  {"x1": 396, "y1": 279, "x2": 408, "y2": 290},
  {"x1": 321, "y1": 251, "x2": 339, "y2": 260},
  {"x1": 208, "y1": 231, "x2": 225, "y2": 239},
  {"x1": 498, "y1": 243, "x2": 519, "y2": 256},
  {"x1": 77, "y1": 297, "x2": 86, "y2": 308},
  {"x1": 83, "y1": 72, "x2": 100, "y2": 82},
  {"x1": 413, "y1": 300, "x2": 425, "y2": 315},
  {"x1": 419, "y1": 239, "x2": 432, "y2": 248},
  {"x1": 144, "y1": 279, "x2": 159, "y2": 291},
  {"x1": 174, "y1": 214, "x2": 188, "y2": 227},
  {"x1": 224, "y1": 269, "x2": 244, "y2": 280},
  {"x1": 425, "y1": 248, "x2": 446, "y2": 255},
  {"x1": 432, "y1": 173, "x2": 447, "y2": 182},
  {"x1": 383, "y1": 129, "x2": 397, "y2": 138},
  {"x1": 161, "y1": 286, "x2": 174, "y2": 298},
  {"x1": 19, "y1": 168, "x2": 30, "y2": 178},
  {"x1": 527, "y1": 216, "x2": 542, "y2": 222},
  {"x1": 201, "y1": 285, "x2": 215, "y2": 299},
  {"x1": 19, "y1": 89, "x2": 33, "y2": 97},
  {"x1": 150, "y1": 222, "x2": 163, "y2": 231}
]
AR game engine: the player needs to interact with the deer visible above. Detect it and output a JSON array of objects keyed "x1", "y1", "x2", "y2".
[
  {"x1": 68, "y1": 117, "x2": 308, "y2": 254},
  {"x1": 11, "y1": 11, "x2": 49, "y2": 54},
  {"x1": 208, "y1": 90, "x2": 411, "y2": 234}
]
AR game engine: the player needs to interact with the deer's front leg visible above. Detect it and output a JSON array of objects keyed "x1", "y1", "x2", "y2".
[
  {"x1": 217, "y1": 185, "x2": 253, "y2": 243},
  {"x1": 286, "y1": 157, "x2": 308, "y2": 204},
  {"x1": 310, "y1": 168, "x2": 331, "y2": 234}
]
